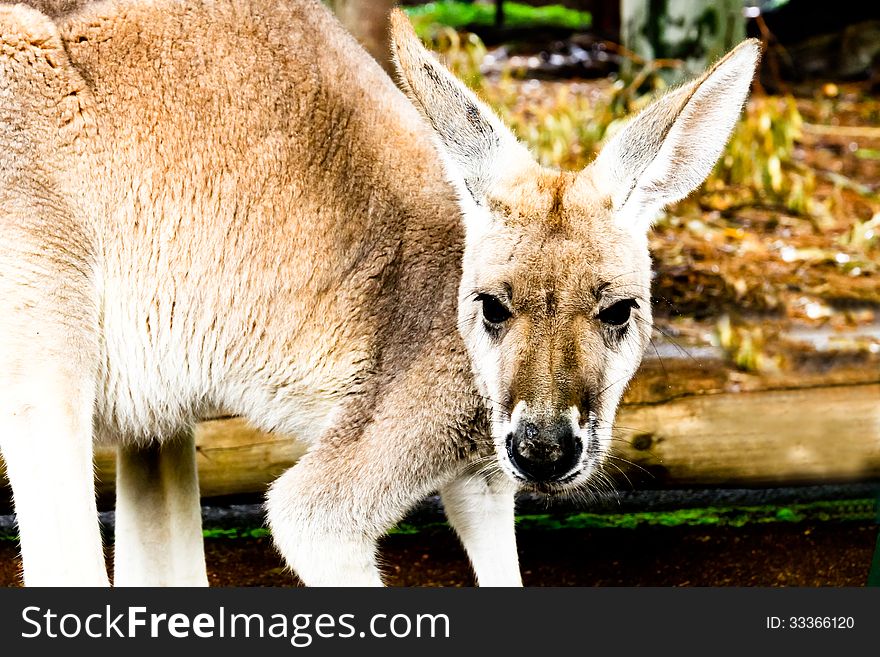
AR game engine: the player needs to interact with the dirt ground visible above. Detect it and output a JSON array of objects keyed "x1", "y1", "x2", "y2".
[{"x1": 1, "y1": 522, "x2": 875, "y2": 587}]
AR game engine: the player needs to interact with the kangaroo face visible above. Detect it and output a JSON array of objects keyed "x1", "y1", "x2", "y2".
[
  {"x1": 391, "y1": 11, "x2": 759, "y2": 491},
  {"x1": 457, "y1": 170, "x2": 653, "y2": 489}
]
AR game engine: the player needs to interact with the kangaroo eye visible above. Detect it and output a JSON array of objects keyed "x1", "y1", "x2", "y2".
[
  {"x1": 477, "y1": 294, "x2": 512, "y2": 326},
  {"x1": 598, "y1": 299, "x2": 636, "y2": 326}
]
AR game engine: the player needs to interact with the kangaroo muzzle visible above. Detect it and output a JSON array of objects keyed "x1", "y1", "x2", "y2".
[{"x1": 505, "y1": 416, "x2": 582, "y2": 483}]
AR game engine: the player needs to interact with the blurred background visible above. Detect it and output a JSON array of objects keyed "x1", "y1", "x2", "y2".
[{"x1": 1, "y1": 0, "x2": 878, "y2": 586}]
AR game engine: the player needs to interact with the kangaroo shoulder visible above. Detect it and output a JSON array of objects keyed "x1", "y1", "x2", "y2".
[{"x1": 0, "y1": 2, "x2": 96, "y2": 147}]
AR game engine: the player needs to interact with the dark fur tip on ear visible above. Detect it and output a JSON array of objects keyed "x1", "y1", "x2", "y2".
[
  {"x1": 388, "y1": 8, "x2": 423, "y2": 92},
  {"x1": 389, "y1": 8, "x2": 418, "y2": 61},
  {"x1": 389, "y1": 7, "x2": 414, "y2": 38}
]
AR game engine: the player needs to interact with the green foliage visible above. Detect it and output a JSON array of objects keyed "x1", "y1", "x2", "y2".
[
  {"x1": 202, "y1": 527, "x2": 270, "y2": 539},
  {"x1": 855, "y1": 148, "x2": 880, "y2": 160},
  {"x1": 839, "y1": 213, "x2": 880, "y2": 251},
  {"x1": 489, "y1": 80, "x2": 613, "y2": 169},
  {"x1": 713, "y1": 314, "x2": 779, "y2": 373},
  {"x1": 406, "y1": 1, "x2": 591, "y2": 38},
  {"x1": 706, "y1": 96, "x2": 820, "y2": 217},
  {"x1": 390, "y1": 498, "x2": 876, "y2": 535},
  {"x1": 427, "y1": 26, "x2": 487, "y2": 88},
  {"x1": 515, "y1": 499, "x2": 876, "y2": 531}
]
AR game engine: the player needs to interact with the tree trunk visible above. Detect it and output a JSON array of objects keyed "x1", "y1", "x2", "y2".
[
  {"x1": 329, "y1": 0, "x2": 396, "y2": 74},
  {"x1": 495, "y1": 0, "x2": 505, "y2": 27},
  {"x1": 621, "y1": 0, "x2": 746, "y2": 84}
]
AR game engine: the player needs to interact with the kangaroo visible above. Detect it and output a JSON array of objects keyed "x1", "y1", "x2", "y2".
[{"x1": 0, "y1": 0, "x2": 759, "y2": 586}]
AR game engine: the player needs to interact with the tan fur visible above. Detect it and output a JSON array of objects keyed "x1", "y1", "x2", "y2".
[{"x1": 0, "y1": 0, "x2": 759, "y2": 586}]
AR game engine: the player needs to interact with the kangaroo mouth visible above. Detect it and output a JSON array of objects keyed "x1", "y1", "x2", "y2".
[
  {"x1": 522, "y1": 469, "x2": 583, "y2": 495},
  {"x1": 501, "y1": 446, "x2": 594, "y2": 495}
]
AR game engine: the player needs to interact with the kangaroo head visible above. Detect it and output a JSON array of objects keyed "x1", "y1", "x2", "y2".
[{"x1": 391, "y1": 11, "x2": 760, "y2": 492}]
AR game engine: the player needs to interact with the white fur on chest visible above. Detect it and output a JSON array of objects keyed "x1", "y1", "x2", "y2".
[{"x1": 92, "y1": 273, "x2": 343, "y2": 445}]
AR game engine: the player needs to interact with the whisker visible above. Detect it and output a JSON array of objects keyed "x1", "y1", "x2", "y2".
[
  {"x1": 648, "y1": 336, "x2": 670, "y2": 388},
  {"x1": 604, "y1": 454, "x2": 654, "y2": 478},
  {"x1": 651, "y1": 293, "x2": 685, "y2": 318},
  {"x1": 466, "y1": 392, "x2": 514, "y2": 414},
  {"x1": 594, "y1": 372, "x2": 635, "y2": 401},
  {"x1": 603, "y1": 460, "x2": 635, "y2": 491},
  {"x1": 632, "y1": 316, "x2": 701, "y2": 366},
  {"x1": 590, "y1": 419, "x2": 652, "y2": 432}
]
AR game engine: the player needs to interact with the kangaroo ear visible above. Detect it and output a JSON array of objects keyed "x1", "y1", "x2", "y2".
[
  {"x1": 589, "y1": 39, "x2": 761, "y2": 232},
  {"x1": 390, "y1": 9, "x2": 529, "y2": 206}
]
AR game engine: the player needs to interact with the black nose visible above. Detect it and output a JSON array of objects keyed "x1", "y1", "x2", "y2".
[{"x1": 506, "y1": 419, "x2": 582, "y2": 482}]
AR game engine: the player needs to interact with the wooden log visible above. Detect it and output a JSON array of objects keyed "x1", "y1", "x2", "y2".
[{"x1": 612, "y1": 382, "x2": 880, "y2": 486}]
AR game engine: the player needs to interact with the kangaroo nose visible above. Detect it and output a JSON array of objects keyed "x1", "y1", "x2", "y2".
[{"x1": 506, "y1": 419, "x2": 581, "y2": 482}]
